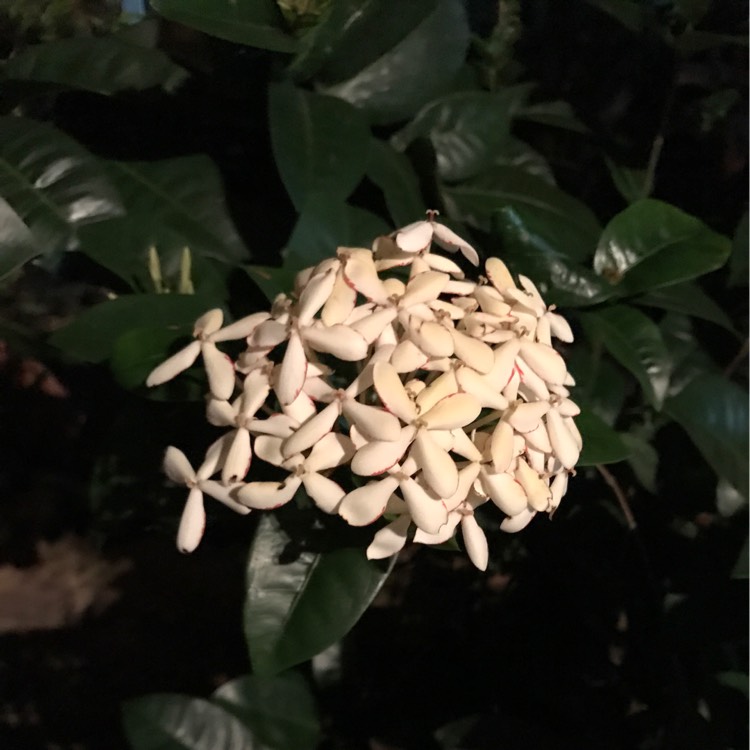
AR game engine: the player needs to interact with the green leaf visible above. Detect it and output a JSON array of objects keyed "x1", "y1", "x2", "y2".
[
  {"x1": 244, "y1": 265, "x2": 298, "y2": 303},
  {"x1": 516, "y1": 100, "x2": 589, "y2": 133},
  {"x1": 0, "y1": 196, "x2": 39, "y2": 281},
  {"x1": 213, "y1": 673, "x2": 320, "y2": 750},
  {"x1": 728, "y1": 211, "x2": 748, "y2": 287},
  {"x1": 150, "y1": 0, "x2": 297, "y2": 53},
  {"x1": 593, "y1": 199, "x2": 732, "y2": 295},
  {"x1": 730, "y1": 539, "x2": 748, "y2": 580},
  {"x1": 664, "y1": 372, "x2": 749, "y2": 498},
  {"x1": 321, "y1": 0, "x2": 470, "y2": 125},
  {"x1": 634, "y1": 282, "x2": 737, "y2": 333},
  {"x1": 622, "y1": 431, "x2": 659, "y2": 493},
  {"x1": 366, "y1": 139, "x2": 426, "y2": 226},
  {"x1": 244, "y1": 514, "x2": 396, "y2": 676},
  {"x1": 48, "y1": 294, "x2": 211, "y2": 363},
  {"x1": 576, "y1": 407, "x2": 631, "y2": 465},
  {"x1": 4, "y1": 36, "x2": 188, "y2": 95},
  {"x1": 78, "y1": 156, "x2": 249, "y2": 290},
  {"x1": 604, "y1": 156, "x2": 649, "y2": 204},
  {"x1": 122, "y1": 694, "x2": 261, "y2": 750},
  {"x1": 391, "y1": 91, "x2": 515, "y2": 182},
  {"x1": 580, "y1": 305, "x2": 671, "y2": 409},
  {"x1": 715, "y1": 670, "x2": 749, "y2": 696},
  {"x1": 269, "y1": 82, "x2": 370, "y2": 212},
  {"x1": 494, "y1": 136, "x2": 556, "y2": 185},
  {"x1": 582, "y1": 0, "x2": 644, "y2": 33},
  {"x1": 0, "y1": 116, "x2": 123, "y2": 257}
]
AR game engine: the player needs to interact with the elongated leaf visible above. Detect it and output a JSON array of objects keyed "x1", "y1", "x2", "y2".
[
  {"x1": 580, "y1": 305, "x2": 671, "y2": 408},
  {"x1": 593, "y1": 199, "x2": 732, "y2": 295},
  {"x1": 731, "y1": 538, "x2": 748, "y2": 580},
  {"x1": 0, "y1": 116, "x2": 123, "y2": 256},
  {"x1": 391, "y1": 91, "x2": 515, "y2": 182},
  {"x1": 664, "y1": 372, "x2": 749, "y2": 498},
  {"x1": 269, "y1": 82, "x2": 370, "y2": 211},
  {"x1": 728, "y1": 211, "x2": 748, "y2": 287},
  {"x1": 49, "y1": 294, "x2": 211, "y2": 363},
  {"x1": 516, "y1": 100, "x2": 589, "y2": 133},
  {"x1": 582, "y1": 0, "x2": 644, "y2": 32},
  {"x1": 0, "y1": 196, "x2": 39, "y2": 280},
  {"x1": 576, "y1": 407, "x2": 631, "y2": 465},
  {"x1": 5, "y1": 36, "x2": 188, "y2": 95},
  {"x1": 213, "y1": 673, "x2": 320, "y2": 750},
  {"x1": 322, "y1": 0, "x2": 470, "y2": 125},
  {"x1": 245, "y1": 514, "x2": 396, "y2": 676},
  {"x1": 495, "y1": 136, "x2": 556, "y2": 185},
  {"x1": 366, "y1": 139, "x2": 425, "y2": 226},
  {"x1": 150, "y1": 0, "x2": 297, "y2": 53},
  {"x1": 122, "y1": 694, "x2": 261, "y2": 750},
  {"x1": 605, "y1": 156, "x2": 649, "y2": 204}
]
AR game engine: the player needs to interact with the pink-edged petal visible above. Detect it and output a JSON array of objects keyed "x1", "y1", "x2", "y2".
[
  {"x1": 420, "y1": 392, "x2": 481, "y2": 431},
  {"x1": 199, "y1": 480, "x2": 251, "y2": 515},
  {"x1": 395, "y1": 220, "x2": 433, "y2": 253},
  {"x1": 503, "y1": 368, "x2": 521, "y2": 401},
  {"x1": 432, "y1": 222, "x2": 479, "y2": 265},
  {"x1": 197, "y1": 435, "x2": 232, "y2": 480},
  {"x1": 400, "y1": 271, "x2": 450, "y2": 308},
  {"x1": 275, "y1": 329, "x2": 307, "y2": 405},
  {"x1": 411, "y1": 429, "x2": 458, "y2": 498},
  {"x1": 251, "y1": 320, "x2": 288, "y2": 348},
  {"x1": 351, "y1": 426, "x2": 416, "y2": 476},
  {"x1": 240, "y1": 367, "x2": 272, "y2": 417},
  {"x1": 194, "y1": 308, "x2": 223, "y2": 337},
  {"x1": 282, "y1": 389, "x2": 317, "y2": 423},
  {"x1": 456, "y1": 367, "x2": 508, "y2": 411},
  {"x1": 302, "y1": 472, "x2": 345, "y2": 513},
  {"x1": 321, "y1": 273, "x2": 357, "y2": 326},
  {"x1": 480, "y1": 468, "x2": 528, "y2": 516},
  {"x1": 302, "y1": 324, "x2": 369, "y2": 361},
  {"x1": 146, "y1": 340, "x2": 201, "y2": 387},
  {"x1": 500, "y1": 507, "x2": 536, "y2": 533},
  {"x1": 415, "y1": 370, "x2": 458, "y2": 414},
  {"x1": 303, "y1": 376, "x2": 336, "y2": 402},
  {"x1": 221, "y1": 428, "x2": 251, "y2": 484},
  {"x1": 373, "y1": 362, "x2": 418, "y2": 423},
  {"x1": 547, "y1": 311, "x2": 574, "y2": 343},
  {"x1": 515, "y1": 356, "x2": 550, "y2": 400},
  {"x1": 297, "y1": 266, "x2": 338, "y2": 325},
  {"x1": 399, "y1": 477, "x2": 448, "y2": 534},
  {"x1": 444, "y1": 462, "x2": 481, "y2": 510},
  {"x1": 206, "y1": 397, "x2": 237, "y2": 427},
  {"x1": 339, "y1": 476, "x2": 400, "y2": 526},
  {"x1": 282, "y1": 401, "x2": 340, "y2": 457},
  {"x1": 563, "y1": 416, "x2": 583, "y2": 450},
  {"x1": 248, "y1": 413, "x2": 298, "y2": 438},
  {"x1": 390, "y1": 339, "x2": 429, "y2": 372},
  {"x1": 254, "y1": 435, "x2": 287, "y2": 466},
  {"x1": 507, "y1": 401, "x2": 550, "y2": 434},
  {"x1": 519, "y1": 341, "x2": 567, "y2": 385},
  {"x1": 546, "y1": 408, "x2": 580, "y2": 469},
  {"x1": 423, "y1": 253, "x2": 465, "y2": 277},
  {"x1": 202, "y1": 342, "x2": 236, "y2": 400},
  {"x1": 343, "y1": 251, "x2": 389, "y2": 304},
  {"x1": 408, "y1": 320, "x2": 454, "y2": 358},
  {"x1": 367, "y1": 515, "x2": 411, "y2": 559},
  {"x1": 350, "y1": 308, "x2": 398, "y2": 344},
  {"x1": 413, "y1": 512, "x2": 460, "y2": 545},
  {"x1": 485, "y1": 257, "x2": 515, "y2": 291},
  {"x1": 164, "y1": 446, "x2": 195, "y2": 484},
  {"x1": 473, "y1": 286, "x2": 512, "y2": 317},
  {"x1": 524, "y1": 421, "x2": 552, "y2": 453},
  {"x1": 343, "y1": 398, "x2": 401, "y2": 442},
  {"x1": 490, "y1": 420, "x2": 514, "y2": 473},
  {"x1": 535, "y1": 315, "x2": 552, "y2": 346},
  {"x1": 444, "y1": 279, "x2": 476, "y2": 296},
  {"x1": 557, "y1": 398, "x2": 580, "y2": 417},
  {"x1": 237, "y1": 475, "x2": 302, "y2": 509},
  {"x1": 460, "y1": 514, "x2": 488, "y2": 570},
  {"x1": 486, "y1": 339, "x2": 521, "y2": 390},
  {"x1": 210, "y1": 312, "x2": 270, "y2": 343},
  {"x1": 515, "y1": 459, "x2": 551, "y2": 511},
  {"x1": 450, "y1": 429, "x2": 483, "y2": 462},
  {"x1": 450, "y1": 330, "x2": 494, "y2": 374},
  {"x1": 305, "y1": 432, "x2": 355, "y2": 472},
  {"x1": 176, "y1": 487, "x2": 205, "y2": 553}
]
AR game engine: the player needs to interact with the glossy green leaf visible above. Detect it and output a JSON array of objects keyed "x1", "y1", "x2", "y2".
[
  {"x1": 244, "y1": 514, "x2": 396, "y2": 676},
  {"x1": 664, "y1": 372, "x2": 749, "y2": 498},
  {"x1": 0, "y1": 116, "x2": 123, "y2": 256},
  {"x1": 580, "y1": 305, "x2": 671, "y2": 408},
  {"x1": 49, "y1": 294, "x2": 211, "y2": 363},
  {"x1": 150, "y1": 0, "x2": 297, "y2": 53},
  {"x1": 391, "y1": 91, "x2": 515, "y2": 182},
  {"x1": 516, "y1": 100, "x2": 589, "y2": 133},
  {"x1": 269, "y1": 82, "x2": 370, "y2": 211},
  {"x1": 0, "y1": 196, "x2": 39, "y2": 280},
  {"x1": 366, "y1": 139, "x2": 426, "y2": 226},
  {"x1": 322, "y1": 0, "x2": 470, "y2": 125},
  {"x1": 728, "y1": 211, "x2": 748, "y2": 287},
  {"x1": 122, "y1": 694, "x2": 261, "y2": 750},
  {"x1": 4, "y1": 36, "x2": 188, "y2": 95},
  {"x1": 213, "y1": 673, "x2": 320, "y2": 750},
  {"x1": 593, "y1": 199, "x2": 732, "y2": 295},
  {"x1": 576, "y1": 407, "x2": 631, "y2": 466},
  {"x1": 634, "y1": 282, "x2": 737, "y2": 333}
]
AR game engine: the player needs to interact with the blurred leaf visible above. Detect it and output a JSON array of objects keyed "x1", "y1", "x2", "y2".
[
  {"x1": 49, "y1": 294, "x2": 211, "y2": 363},
  {"x1": 576, "y1": 407, "x2": 631, "y2": 465},
  {"x1": 728, "y1": 211, "x2": 748, "y2": 287},
  {"x1": 244, "y1": 264, "x2": 298, "y2": 303},
  {"x1": 715, "y1": 670, "x2": 749, "y2": 695},
  {"x1": 150, "y1": 0, "x2": 297, "y2": 52},
  {"x1": 347, "y1": 205, "x2": 391, "y2": 246},
  {"x1": 366, "y1": 139, "x2": 426, "y2": 226},
  {"x1": 0, "y1": 196, "x2": 38, "y2": 281},
  {"x1": 122, "y1": 693, "x2": 261, "y2": 750},
  {"x1": 4, "y1": 37, "x2": 188, "y2": 95},
  {"x1": 78, "y1": 156, "x2": 249, "y2": 290},
  {"x1": 664, "y1": 373, "x2": 749, "y2": 498},
  {"x1": 730, "y1": 540, "x2": 748, "y2": 580},
  {"x1": 321, "y1": 0, "x2": 470, "y2": 125},
  {"x1": 582, "y1": 0, "x2": 644, "y2": 32},
  {"x1": 634, "y1": 282, "x2": 737, "y2": 333},
  {"x1": 672, "y1": 0, "x2": 710, "y2": 25},
  {"x1": 593, "y1": 199, "x2": 732, "y2": 295},
  {"x1": 391, "y1": 91, "x2": 515, "y2": 182},
  {"x1": 580, "y1": 305, "x2": 671, "y2": 408},
  {"x1": 494, "y1": 137, "x2": 556, "y2": 185},
  {"x1": 269, "y1": 82, "x2": 370, "y2": 211},
  {"x1": 605, "y1": 156, "x2": 649, "y2": 203},
  {"x1": 622, "y1": 431, "x2": 658, "y2": 493},
  {"x1": 672, "y1": 29, "x2": 748, "y2": 53},
  {"x1": 516, "y1": 99, "x2": 589, "y2": 133},
  {"x1": 0, "y1": 116, "x2": 123, "y2": 257},
  {"x1": 213, "y1": 673, "x2": 320, "y2": 750},
  {"x1": 568, "y1": 347, "x2": 630, "y2": 425},
  {"x1": 716, "y1": 478, "x2": 746, "y2": 518},
  {"x1": 244, "y1": 514, "x2": 396, "y2": 676}
]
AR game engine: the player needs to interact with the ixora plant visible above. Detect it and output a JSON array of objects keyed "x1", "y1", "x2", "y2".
[{"x1": 146, "y1": 214, "x2": 581, "y2": 571}]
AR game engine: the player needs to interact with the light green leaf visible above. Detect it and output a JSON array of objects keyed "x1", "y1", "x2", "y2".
[
  {"x1": 580, "y1": 305, "x2": 671, "y2": 408},
  {"x1": 150, "y1": 0, "x2": 297, "y2": 53},
  {"x1": 576, "y1": 407, "x2": 631, "y2": 466},
  {"x1": 4, "y1": 36, "x2": 188, "y2": 95},
  {"x1": 269, "y1": 82, "x2": 370, "y2": 211},
  {"x1": 244, "y1": 514, "x2": 396, "y2": 676},
  {"x1": 0, "y1": 196, "x2": 39, "y2": 281},
  {"x1": 664, "y1": 372, "x2": 749, "y2": 498},
  {"x1": 516, "y1": 99, "x2": 589, "y2": 133},
  {"x1": 593, "y1": 199, "x2": 732, "y2": 295},
  {"x1": 213, "y1": 673, "x2": 320, "y2": 750}
]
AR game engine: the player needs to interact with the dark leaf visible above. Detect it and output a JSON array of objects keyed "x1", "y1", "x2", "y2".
[
  {"x1": 516, "y1": 99, "x2": 589, "y2": 133},
  {"x1": 728, "y1": 211, "x2": 748, "y2": 287},
  {"x1": 244, "y1": 514, "x2": 396, "y2": 675},
  {"x1": 576, "y1": 407, "x2": 631, "y2": 465},
  {"x1": 581, "y1": 0, "x2": 645, "y2": 33},
  {"x1": 604, "y1": 156, "x2": 649, "y2": 204},
  {"x1": 622, "y1": 431, "x2": 658, "y2": 493},
  {"x1": 494, "y1": 137, "x2": 556, "y2": 185},
  {"x1": 731, "y1": 540, "x2": 748, "y2": 580},
  {"x1": 0, "y1": 196, "x2": 39, "y2": 281}
]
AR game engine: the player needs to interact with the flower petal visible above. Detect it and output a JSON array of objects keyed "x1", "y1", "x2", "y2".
[
  {"x1": 373, "y1": 362, "x2": 418, "y2": 423},
  {"x1": 351, "y1": 426, "x2": 416, "y2": 476},
  {"x1": 395, "y1": 220, "x2": 433, "y2": 252},
  {"x1": 176, "y1": 487, "x2": 205, "y2": 553},
  {"x1": 321, "y1": 273, "x2": 357, "y2": 326},
  {"x1": 241, "y1": 367, "x2": 272, "y2": 417},
  {"x1": 339, "y1": 476, "x2": 399, "y2": 526},
  {"x1": 413, "y1": 512, "x2": 461, "y2": 544},
  {"x1": 302, "y1": 472, "x2": 345, "y2": 513},
  {"x1": 390, "y1": 340, "x2": 429, "y2": 372},
  {"x1": 461, "y1": 514, "x2": 488, "y2": 570},
  {"x1": 415, "y1": 370, "x2": 458, "y2": 414},
  {"x1": 420, "y1": 393, "x2": 481, "y2": 431},
  {"x1": 485, "y1": 257, "x2": 515, "y2": 291},
  {"x1": 194, "y1": 309, "x2": 223, "y2": 337},
  {"x1": 366, "y1": 515, "x2": 411, "y2": 559},
  {"x1": 343, "y1": 251, "x2": 389, "y2": 304},
  {"x1": 450, "y1": 429, "x2": 483, "y2": 462},
  {"x1": 408, "y1": 320, "x2": 454, "y2": 358},
  {"x1": 424, "y1": 253, "x2": 465, "y2": 277},
  {"x1": 550, "y1": 471, "x2": 569, "y2": 510},
  {"x1": 500, "y1": 507, "x2": 536, "y2": 533},
  {"x1": 546, "y1": 408, "x2": 580, "y2": 469},
  {"x1": 401, "y1": 271, "x2": 450, "y2": 308},
  {"x1": 486, "y1": 339, "x2": 521, "y2": 390},
  {"x1": 282, "y1": 401, "x2": 340, "y2": 457},
  {"x1": 480, "y1": 469, "x2": 528, "y2": 516},
  {"x1": 302, "y1": 324, "x2": 369, "y2": 361},
  {"x1": 456, "y1": 367, "x2": 509, "y2": 411},
  {"x1": 146, "y1": 340, "x2": 201, "y2": 387},
  {"x1": 237, "y1": 476, "x2": 302, "y2": 509},
  {"x1": 490, "y1": 420, "x2": 514, "y2": 473},
  {"x1": 507, "y1": 401, "x2": 550, "y2": 434},
  {"x1": 276, "y1": 329, "x2": 307, "y2": 405},
  {"x1": 350, "y1": 307, "x2": 398, "y2": 344},
  {"x1": 432, "y1": 222, "x2": 479, "y2": 265},
  {"x1": 221, "y1": 428, "x2": 251, "y2": 484},
  {"x1": 255, "y1": 435, "x2": 287, "y2": 466},
  {"x1": 450, "y1": 330, "x2": 494, "y2": 374},
  {"x1": 547, "y1": 311, "x2": 574, "y2": 343},
  {"x1": 298, "y1": 266, "x2": 338, "y2": 325},
  {"x1": 251, "y1": 320, "x2": 288, "y2": 348},
  {"x1": 210, "y1": 312, "x2": 270, "y2": 343},
  {"x1": 206, "y1": 397, "x2": 237, "y2": 427},
  {"x1": 519, "y1": 341, "x2": 567, "y2": 385},
  {"x1": 202, "y1": 342, "x2": 236, "y2": 400},
  {"x1": 282, "y1": 389, "x2": 317, "y2": 423},
  {"x1": 248, "y1": 413, "x2": 298, "y2": 438},
  {"x1": 305, "y1": 432, "x2": 355, "y2": 472},
  {"x1": 199, "y1": 480, "x2": 251, "y2": 514},
  {"x1": 515, "y1": 459, "x2": 551, "y2": 511},
  {"x1": 412, "y1": 428, "x2": 458, "y2": 498},
  {"x1": 164, "y1": 446, "x2": 195, "y2": 484},
  {"x1": 399, "y1": 477, "x2": 448, "y2": 534},
  {"x1": 524, "y1": 421, "x2": 552, "y2": 454},
  {"x1": 343, "y1": 399, "x2": 401, "y2": 442}
]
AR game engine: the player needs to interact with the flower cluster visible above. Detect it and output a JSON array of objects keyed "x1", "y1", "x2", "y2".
[{"x1": 147, "y1": 214, "x2": 581, "y2": 570}]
